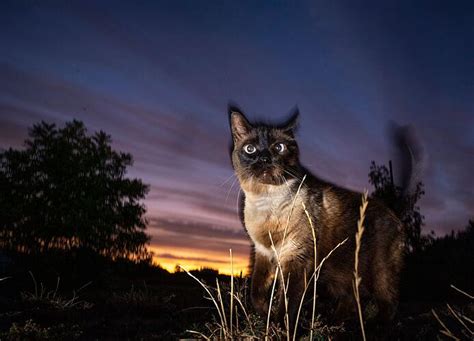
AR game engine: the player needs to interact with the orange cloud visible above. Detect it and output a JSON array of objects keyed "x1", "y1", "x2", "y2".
[{"x1": 149, "y1": 245, "x2": 251, "y2": 276}]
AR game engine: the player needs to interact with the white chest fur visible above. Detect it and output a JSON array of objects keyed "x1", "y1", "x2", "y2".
[
  {"x1": 243, "y1": 180, "x2": 304, "y2": 260},
  {"x1": 244, "y1": 182, "x2": 293, "y2": 226},
  {"x1": 245, "y1": 189, "x2": 290, "y2": 218}
]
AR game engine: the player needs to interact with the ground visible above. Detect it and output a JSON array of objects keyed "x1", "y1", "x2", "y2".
[{"x1": 0, "y1": 256, "x2": 472, "y2": 340}]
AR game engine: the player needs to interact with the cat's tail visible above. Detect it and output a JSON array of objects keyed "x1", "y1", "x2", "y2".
[{"x1": 389, "y1": 122, "x2": 425, "y2": 197}]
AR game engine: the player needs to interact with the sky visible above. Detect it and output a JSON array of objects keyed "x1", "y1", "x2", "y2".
[{"x1": 0, "y1": 0, "x2": 473, "y2": 274}]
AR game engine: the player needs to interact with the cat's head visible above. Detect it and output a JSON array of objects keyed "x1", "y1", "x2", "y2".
[{"x1": 229, "y1": 105, "x2": 301, "y2": 193}]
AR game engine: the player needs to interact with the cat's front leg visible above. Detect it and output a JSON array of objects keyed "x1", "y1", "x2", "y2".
[
  {"x1": 275, "y1": 258, "x2": 307, "y2": 332},
  {"x1": 250, "y1": 251, "x2": 274, "y2": 316}
]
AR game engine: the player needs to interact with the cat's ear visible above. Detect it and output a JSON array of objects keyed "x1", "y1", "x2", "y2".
[
  {"x1": 229, "y1": 105, "x2": 252, "y2": 141},
  {"x1": 281, "y1": 106, "x2": 299, "y2": 135}
]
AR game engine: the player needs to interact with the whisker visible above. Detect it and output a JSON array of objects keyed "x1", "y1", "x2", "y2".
[
  {"x1": 219, "y1": 173, "x2": 236, "y2": 187},
  {"x1": 235, "y1": 188, "x2": 242, "y2": 215},
  {"x1": 284, "y1": 167, "x2": 300, "y2": 178},
  {"x1": 282, "y1": 168, "x2": 302, "y2": 182},
  {"x1": 225, "y1": 176, "x2": 239, "y2": 203}
]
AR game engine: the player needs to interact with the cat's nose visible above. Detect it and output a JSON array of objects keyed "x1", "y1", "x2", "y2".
[{"x1": 259, "y1": 153, "x2": 271, "y2": 164}]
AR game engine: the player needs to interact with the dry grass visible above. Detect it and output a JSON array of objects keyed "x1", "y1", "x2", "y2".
[
  {"x1": 109, "y1": 282, "x2": 175, "y2": 308},
  {"x1": 268, "y1": 230, "x2": 291, "y2": 340},
  {"x1": 432, "y1": 285, "x2": 474, "y2": 340},
  {"x1": 1, "y1": 319, "x2": 82, "y2": 340},
  {"x1": 180, "y1": 242, "x2": 349, "y2": 339},
  {"x1": 302, "y1": 200, "x2": 317, "y2": 341},
  {"x1": 353, "y1": 190, "x2": 368, "y2": 341},
  {"x1": 178, "y1": 265, "x2": 229, "y2": 337},
  {"x1": 21, "y1": 271, "x2": 92, "y2": 310},
  {"x1": 266, "y1": 266, "x2": 279, "y2": 340},
  {"x1": 180, "y1": 179, "x2": 369, "y2": 340}
]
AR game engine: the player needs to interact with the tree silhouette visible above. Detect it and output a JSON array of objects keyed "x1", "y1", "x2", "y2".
[
  {"x1": 0, "y1": 120, "x2": 151, "y2": 262},
  {"x1": 368, "y1": 160, "x2": 428, "y2": 253}
]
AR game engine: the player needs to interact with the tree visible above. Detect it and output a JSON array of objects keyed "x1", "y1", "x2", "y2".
[
  {"x1": 368, "y1": 160, "x2": 428, "y2": 253},
  {"x1": 0, "y1": 120, "x2": 151, "y2": 262}
]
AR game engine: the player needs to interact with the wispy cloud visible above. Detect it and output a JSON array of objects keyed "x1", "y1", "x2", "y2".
[
  {"x1": 1, "y1": 0, "x2": 472, "y2": 273},
  {"x1": 155, "y1": 253, "x2": 229, "y2": 265}
]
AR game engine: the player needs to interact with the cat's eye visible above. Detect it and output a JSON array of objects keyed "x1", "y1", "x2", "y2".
[
  {"x1": 275, "y1": 143, "x2": 286, "y2": 153},
  {"x1": 243, "y1": 144, "x2": 256, "y2": 154}
]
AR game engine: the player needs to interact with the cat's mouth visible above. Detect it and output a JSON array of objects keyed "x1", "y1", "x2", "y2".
[
  {"x1": 261, "y1": 170, "x2": 272, "y2": 182},
  {"x1": 252, "y1": 167, "x2": 284, "y2": 185}
]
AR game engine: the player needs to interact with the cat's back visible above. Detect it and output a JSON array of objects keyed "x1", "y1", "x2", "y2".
[{"x1": 308, "y1": 177, "x2": 405, "y2": 306}]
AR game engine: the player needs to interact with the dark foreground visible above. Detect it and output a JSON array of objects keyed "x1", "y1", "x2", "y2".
[{"x1": 0, "y1": 249, "x2": 472, "y2": 340}]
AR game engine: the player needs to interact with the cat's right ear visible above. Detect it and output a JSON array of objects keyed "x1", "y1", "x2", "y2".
[{"x1": 229, "y1": 105, "x2": 252, "y2": 141}]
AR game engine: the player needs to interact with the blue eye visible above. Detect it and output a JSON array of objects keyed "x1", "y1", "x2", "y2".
[
  {"x1": 244, "y1": 144, "x2": 256, "y2": 154},
  {"x1": 275, "y1": 143, "x2": 286, "y2": 153}
]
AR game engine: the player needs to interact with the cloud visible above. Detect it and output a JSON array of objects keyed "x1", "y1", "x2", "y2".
[
  {"x1": 149, "y1": 217, "x2": 247, "y2": 244},
  {"x1": 147, "y1": 216, "x2": 251, "y2": 259},
  {"x1": 1, "y1": 0, "x2": 472, "y2": 264},
  {"x1": 155, "y1": 253, "x2": 229, "y2": 264}
]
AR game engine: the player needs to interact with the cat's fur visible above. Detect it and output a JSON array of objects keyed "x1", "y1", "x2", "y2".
[{"x1": 228, "y1": 106, "x2": 406, "y2": 329}]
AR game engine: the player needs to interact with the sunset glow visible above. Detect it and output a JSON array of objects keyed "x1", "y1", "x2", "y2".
[
  {"x1": 150, "y1": 245, "x2": 250, "y2": 276},
  {"x1": 149, "y1": 247, "x2": 249, "y2": 276},
  {"x1": 1, "y1": 0, "x2": 472, "y2": 274}
]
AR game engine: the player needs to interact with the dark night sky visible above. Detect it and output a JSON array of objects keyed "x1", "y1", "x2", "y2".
[{"x1": 1, "y1": 0, "x2": 473, "y2": 273}]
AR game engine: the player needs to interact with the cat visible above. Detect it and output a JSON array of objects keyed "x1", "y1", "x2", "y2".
[{"x1": 228, "y1": 105, "x2": 408, "y2": 330}]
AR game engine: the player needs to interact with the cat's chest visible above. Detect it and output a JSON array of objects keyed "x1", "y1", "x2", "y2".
[
  {"x1": 243, "y1": 186, "x2": 309, "y2": 260},
  {"x1": 243, "y1": 188, "x2": 294, "y2": 243}
]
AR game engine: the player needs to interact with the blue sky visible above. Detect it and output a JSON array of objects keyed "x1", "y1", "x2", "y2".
[{"x1": 1, "y1": 0, "x2": 472, "y2": 272}]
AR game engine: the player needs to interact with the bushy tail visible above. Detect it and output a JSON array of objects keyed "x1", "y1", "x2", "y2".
[{"x1": 389, "y1": 122, "x2": 424, "y2": 197}]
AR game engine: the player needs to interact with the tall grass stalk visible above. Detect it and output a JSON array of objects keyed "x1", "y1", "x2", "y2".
[
  {"x1": 301, "y1": 201, "x2": 318, "y2": 341},
  {"x1": 446, "y1": 304, "x2": 473, "y2": 335},
  {"x1": 432, "y1": 285, "x2": 474, "y2": 339},
  {"x1": 232, "y1": 292, "x2": 255, "y2": 337},
  {"x1": 230, "y1": 249, "x2": 234, "y2": 336},
  {"x1": 268, "y1": 231, "x2": 290, "y2": 341},
  {"x1": 432, "y1": 309, "x2": 460, "y2": 341},
  {"x1": 186, "y1": 330, "x2": 211, "y2": 340},
  {"x1": 216, "y1": 278, "x2": 229, "y2": 335},
  {"x1": 282, "y1": 174, "x2": 307, "y2": 241},
  {"x1": 451, "y1": 284, "x2": 474, "y2": 300},
  {"x1": 353, "y1": 190, "x2": 368, "y2": 341},
  {"x1": 179, "y1": 265, "x2": 228, "y2": 337},
  {"x1": 265, "y1": 266, "x2": 279, "y2": 341},
  {"x1": 292, "y1": 233, "x2": 348, "y2": 341},
  {"x1": 450, "y1": 284, "x2": 474, "y2": 329}
]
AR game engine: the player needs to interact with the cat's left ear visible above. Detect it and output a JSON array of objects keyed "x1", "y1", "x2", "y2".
[
  {"x1": 282, "y1": 107, "x2": 299, "y2": 135},
  {"x1": 229, "y1": 105, "x2": 252, "y2": 142}
]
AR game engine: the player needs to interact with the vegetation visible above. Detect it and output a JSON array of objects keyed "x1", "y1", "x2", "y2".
[
  {"x1": 2, "y1": 319, "x2": 82, "y2": 341},
  {"x1": 0, "y1": 120, "x2": 151, "y2": 262},
  {"x1": 368, "y1": 160, "x2": 429, "y2": 252}
]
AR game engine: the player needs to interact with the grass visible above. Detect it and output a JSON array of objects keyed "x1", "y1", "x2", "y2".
[
  {"x1": 353, "y1": 190, "x2": 368, "y2": 341},
  {"x1": 301, "y1": 200, "x2": 317, "y2": 341},
  {"x1": 1, "y1": 319, "x2": 83, "y2": 340},
  {"x1": 1, "y1": 183, "x2": 469, "y2": 339},
  {"x1": 432, "y1": 285, "x2": 474, "y2": 340},
  {"x1": 179, "y1": 177, "x2": 362, "y2": 340},
  {"x1": 21, "y1": 271, "x2": 93, "y2": 310},
  {"x1": 179, "y1": 237, "x2": 349, "y2": 339},
  {"x1": 0, "y1": 229, "x2": 470, "y2": 339},
  {"x1": 109, "y1": 281, "x2": 175, "y2": 310},
  {"x1": 268, "y1": 230, "x2": 291, "y2": 340}
]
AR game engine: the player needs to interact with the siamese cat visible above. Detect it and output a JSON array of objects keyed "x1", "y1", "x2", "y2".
[{"x1": 228, "y1": 106, "x2": 407, "y2": 329}]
